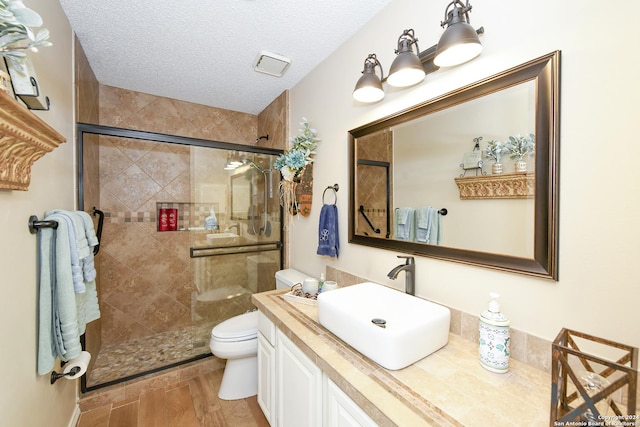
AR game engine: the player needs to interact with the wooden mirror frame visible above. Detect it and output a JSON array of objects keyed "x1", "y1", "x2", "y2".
[{"x1": 348, "y1": 51, "x2": 560, "y2": 280}]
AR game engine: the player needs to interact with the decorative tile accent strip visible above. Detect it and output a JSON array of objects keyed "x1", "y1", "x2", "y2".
[{"x1": 100, "y1": 202, "x2": 227, "y2": 231}]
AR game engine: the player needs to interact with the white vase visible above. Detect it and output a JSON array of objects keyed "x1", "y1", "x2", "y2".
[
  {"x1": 515, "y1": 158, "x2": 527, "y2": 173},
  {"x1": 492, "y1": 162, "x2": 503, "y2": 174}
]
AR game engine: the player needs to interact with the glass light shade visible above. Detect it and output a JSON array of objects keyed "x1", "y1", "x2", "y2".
[
  {"x1": 387, "y1": 51, "x2": 425, "y2": 88},
  {"x1": 434, "y1": 21, "x2": 482, "y2": 67},
  {"x1": 353, "y1": 61, "x2": 384, "y2": 103}
]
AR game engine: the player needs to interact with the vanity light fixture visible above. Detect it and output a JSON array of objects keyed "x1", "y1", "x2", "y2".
[
  {"x1": 352, "y1": 0, "x2": 483, "y2": 103},
  {"x1": 434, "y1": 0, "x2": 483, "y2": 67},
  {"x1": 387, "y1": 29, "x2": 426, "y2": 88},
  {"x1": 353, "y1": 54, "x2": 385, "y2": 103}
]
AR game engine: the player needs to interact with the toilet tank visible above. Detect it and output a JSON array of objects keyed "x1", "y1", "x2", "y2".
[{"x1": 275, "y1": 268, "x2": 312, "y2": 290}]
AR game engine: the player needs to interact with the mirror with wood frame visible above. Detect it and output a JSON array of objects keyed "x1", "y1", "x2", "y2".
[{"x1": 348, "y1": 51, "x2": 560, "y2": 279}]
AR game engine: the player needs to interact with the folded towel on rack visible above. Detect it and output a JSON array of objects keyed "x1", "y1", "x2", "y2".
[
  {"x1": 416, "y1": 207, "x2": 434, "y2": 243},
  {"x1": 37, "y1": 212, "x2": 101, "y2": 375},
  {"x1": 428, "y1": 208, "x2": 442, "y2": 245},
  {"x1": 47, "y1": 210, "x2": 100, "y2": 291},
  {"x1": 38, "y1": 216, "x2": 82, "y2": 374},
  {"x1": 317, "y1": 204, "x2": 339, "y2": 258},
  {"x1": 395, "y1": 207, "x2": 415, "y2": 241},
  {"x1": 74, "y1": 211, "x2": 98, "y2": 284},
  {"x1": 49, "y1": 211, "x2": 85, "y2": 292},
  {"x1": 75, "y1": 211, "x2": 99, "y2": 247}
]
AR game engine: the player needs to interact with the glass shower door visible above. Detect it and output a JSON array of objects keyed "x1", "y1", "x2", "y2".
[{"x1": 78, "y1": 124, "x2": 282, "y2": 390}]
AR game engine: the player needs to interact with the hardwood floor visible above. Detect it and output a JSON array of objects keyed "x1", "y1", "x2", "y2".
[{"x1": 77, "y1": 369, "x2": 270, "y2": 427}]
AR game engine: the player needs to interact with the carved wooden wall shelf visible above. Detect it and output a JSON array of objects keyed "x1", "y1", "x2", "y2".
[
  {"x1": 454, "y1": 172, "x2": 535, "y2": 199},
  {"x1": 0, "y1": 91, "x2": 65, "y2": 190}
]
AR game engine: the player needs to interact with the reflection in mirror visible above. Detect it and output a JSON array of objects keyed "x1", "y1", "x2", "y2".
[
  {"x1": 390, "y1": 81, "x2": 535, "y2": 257},
  {"x1": 349, "y1": 51, "x2": 560, "y2": 279}
]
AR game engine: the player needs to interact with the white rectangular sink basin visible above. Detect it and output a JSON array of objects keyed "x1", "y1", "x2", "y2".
[
  {"x1": 317, "y1": 282, "x2": 450, "y2": 370},
  {"x1": 206, "y1": 232, "x2": 239, "y2": 244}
]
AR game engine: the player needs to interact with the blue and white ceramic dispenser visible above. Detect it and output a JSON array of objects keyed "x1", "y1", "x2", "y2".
[{"x1": 479, "y1": 292, "x2": 510, "y2": 373}]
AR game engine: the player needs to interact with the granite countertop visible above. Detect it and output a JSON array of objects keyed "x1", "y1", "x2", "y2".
[{"x1": 252, "y1": 289, "x2": 551, "y2": 427}]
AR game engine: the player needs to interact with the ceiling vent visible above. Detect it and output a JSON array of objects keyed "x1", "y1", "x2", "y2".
[{"x1": 253, "y1": 51, "x2": 291, "y2": 77}]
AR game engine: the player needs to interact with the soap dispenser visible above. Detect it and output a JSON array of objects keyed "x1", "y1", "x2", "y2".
[
  {"x1": 205, "y1": 208, "x2": 218, "y2": 230},
  {"x1": 479, "y1": 292, "x2": 510, "y2": 373}
]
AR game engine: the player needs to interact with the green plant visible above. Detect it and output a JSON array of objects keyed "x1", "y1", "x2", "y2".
[
  {"x1": 485, "y1": 140, "x2": 508, "y2": 163},
  {"x1": 0, "y1": 0, "x2": 51, "y2": 69},
  {"x1": 505, "y1": 133, "x2": 535, "y2": 160},
  {"x1": 274, "y1": 117, "x2": 319, "y2": 181}
]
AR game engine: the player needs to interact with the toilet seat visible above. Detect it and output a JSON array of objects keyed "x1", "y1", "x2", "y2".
[{"x1": 211, "y1": 310, "x2": 258, "y2": 342}]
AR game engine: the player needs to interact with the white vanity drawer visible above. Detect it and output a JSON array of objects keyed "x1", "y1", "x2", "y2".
[{"x1": 258, "y1": 310, "x2": 275, "y2": 345}]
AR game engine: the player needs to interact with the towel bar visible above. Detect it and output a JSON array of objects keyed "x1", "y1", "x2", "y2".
[
  {"x1": 92, "y1": 207, "x2": 104, "y2": 255},
  {"x1": 322, "y1": 184, "x2": 339, "y2": 205},
  {"x1": 28, "y1": 215, "x2": 58, "y2": 233}
]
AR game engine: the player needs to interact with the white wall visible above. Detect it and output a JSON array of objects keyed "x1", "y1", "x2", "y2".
[
  {"x1": 289, "y1": 0, "x2": 640, "y2": 350},
  {"x1": 0, "y1": 0, "x2": 77, "y2": 425}
]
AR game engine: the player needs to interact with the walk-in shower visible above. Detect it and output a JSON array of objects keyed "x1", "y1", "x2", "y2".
[{"x1": 77, "y1": 124, "x2": 283, "y2": 391}]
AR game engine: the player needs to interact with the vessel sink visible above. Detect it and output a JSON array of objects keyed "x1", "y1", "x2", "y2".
[
  {"x1": 317, "y1": 282, "x2": 450, "y2": 370},
  {"x1": 206, "y1": 232, "x2": 239, "y2": 244}
]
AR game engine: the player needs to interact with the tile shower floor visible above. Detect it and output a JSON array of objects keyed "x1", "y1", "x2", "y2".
[{"x1": 87, "y1": 322, "x2": 215, "y2": 388}]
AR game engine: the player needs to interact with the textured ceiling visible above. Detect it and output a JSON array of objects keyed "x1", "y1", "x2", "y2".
[{"x1": 59, "y1": 0, "x2": 394, "y2": 115}]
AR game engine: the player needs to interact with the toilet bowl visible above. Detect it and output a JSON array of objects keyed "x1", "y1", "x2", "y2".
[{"x1": 209, "y1": 268, "x2": 311, "y2": 400}]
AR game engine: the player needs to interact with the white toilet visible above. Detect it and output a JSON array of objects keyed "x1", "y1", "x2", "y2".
[{"x1": 209, "y1": 268, "x2": 311, "y2": 400}]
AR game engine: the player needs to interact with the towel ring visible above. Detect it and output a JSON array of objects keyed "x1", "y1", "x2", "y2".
[{"x1": 322, "y1": 184, "x2": 339, "y2": 205}]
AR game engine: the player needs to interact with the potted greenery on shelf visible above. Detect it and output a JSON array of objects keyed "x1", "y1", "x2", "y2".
[
  {"x1": 485, "y1": 140, "x2": 509, "y2": 174},
  {"x1": 505, "y1": 133, "x2": 535, "y2": 172},
  {"x1": 0, "y1": 0, "x2": 52, "y2": 70},
  {"x1": 274, "y1": 117, "x2": 319, "y2": 215}
]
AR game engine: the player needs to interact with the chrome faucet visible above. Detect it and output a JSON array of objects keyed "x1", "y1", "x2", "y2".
[
  {"x1": 387, "y1": 255, "x2": 415, "y2": 295},
  {"x1": 224, "y1": 223, "x2": 240, "y2": 234}
]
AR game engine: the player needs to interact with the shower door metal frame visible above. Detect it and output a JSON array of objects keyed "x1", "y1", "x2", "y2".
[{"x1": 76, "y1": 122, "x2": 284, "y2": 392}]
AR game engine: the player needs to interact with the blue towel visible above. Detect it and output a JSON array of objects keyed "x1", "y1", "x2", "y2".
[
  {"x1": 37, "y1": 211, "x2": 102, "y2": 375},
  {"x1": 48, "y1": 210, "x2": 85, "y2": 292},
  {"x1": 38, "y1": 216, "x2": 82, "y2": 374},
  {"x1": 428, "y1": 208, "x2": 442, "y2": 245},
  {"x1": 416, "y1": 207, "x2": 434, "y2": 243},
  {"x1": 317, "y1": 204, "x2": 339, "y2": 258},
  {"x1": 395, "y1": 207, "x2": 415, "y2": 241}
]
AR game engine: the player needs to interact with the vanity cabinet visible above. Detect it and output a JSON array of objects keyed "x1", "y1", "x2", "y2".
[
  {"x1": 257, "y1": 311, "x2": 276, "y2": 424},
  {"x1": 276, "y1": 329, "x2": 322, "y2": 427},
  {"x1": 325, "y1": 377, "x2": 377, "y2": 427},
  {"x1": 257, "y1": 309, "x2": 376, "y2": 427}
]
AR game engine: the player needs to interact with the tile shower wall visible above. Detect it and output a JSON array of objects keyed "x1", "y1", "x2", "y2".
[
  {"x1": 98, "y1": 137, "x2": 194, "y2": 345},
  {"x1": 95, "y1": 86, "x2": 287, "y2": 348},
  {"x1": 355, "y1": 130, "x2": 393, "y2": 238}
]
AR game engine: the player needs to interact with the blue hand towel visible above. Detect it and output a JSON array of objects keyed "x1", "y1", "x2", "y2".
[
  {"x1": 416, "y1": 207, "x2": 433, "y2": 242},
  {"x1": 38, "y1": 215, "x2": 82, "y2": 374},
  {"x1": 395, "y1": 207, "x2": 415, "y2": 241},
  {"x1": 317, "y1": 204, "x2": 339, "y2": 258},
  {"x1": 429, "y1": 209, "x2": 442, "y2": 245}
]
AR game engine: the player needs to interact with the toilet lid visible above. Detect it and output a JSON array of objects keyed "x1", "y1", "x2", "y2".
[{"x1": 211, "y1": 310, "x2": 259, "y2": 342}]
